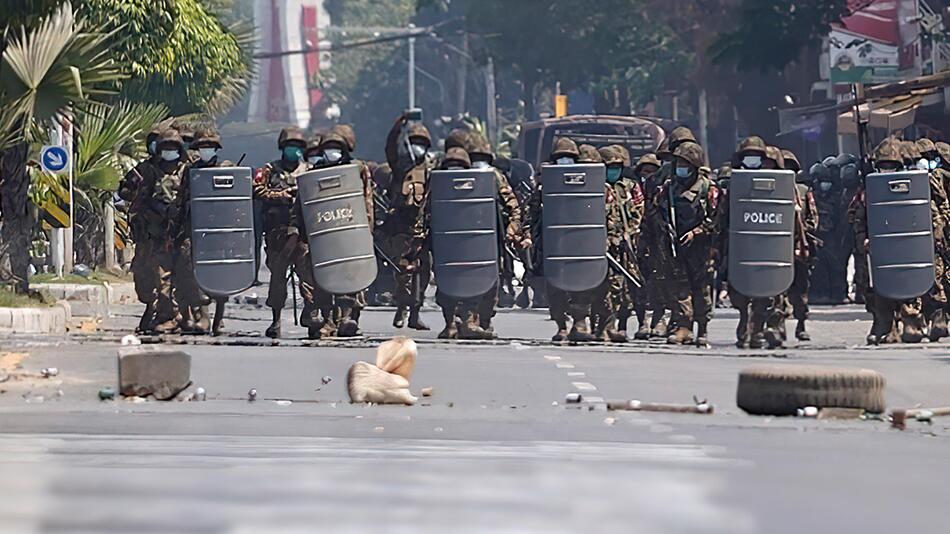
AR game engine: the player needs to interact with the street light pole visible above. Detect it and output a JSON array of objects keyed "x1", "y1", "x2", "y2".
[{"x1": 408, "y1": 24, "x2": 416, "y2": 108}]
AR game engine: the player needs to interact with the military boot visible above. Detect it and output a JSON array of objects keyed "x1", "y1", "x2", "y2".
[
  {"x1": 567, "y1": 317, "x2": 595, "y2": 342},
  {"x1": 764, "y1": 328, "x2": 784, "y2": 349},
  {"x1": 602, "y1": 314, "x2": 628, "y2": 343},
  {"x1": 179, "y1": 306, "x2": 198, "y2": 335},
  {"x1": 194, "y1": 305, "x2": 210, "y2": 335},
  {"x1": 552, "y1": 319, "x2": 569, "y2": 342},
  {"x1": 265, "y1": 308, "x2": 281, "y2": 339},
  {"x1": 437, "y1": 308, "x2": 458, "y2": 339},
  {"x1": 498, "y1": 286, "x2": 516, "y2": 308},
  {"x1": 749, "y1": 332, "x2": 766, "y2": 349},
  {"x1": 795, "y1": 320, "x2": 810, "y2": 341},
  {"x1": 392, "y1": 306, "x2": 408, "y2": 328},
  {"x1": 634, "y1": 323, "x2": 651, "y2": 340},
  {"x1": 666, "y1": 327, "x2": 693, "y2": 345},
  {"x1": 695, "y1": 322, "x2": 710, "y2": 348},
  {"x1": 211, "y1": 299, "x2": 226, "y2": 337},
  {"x1": 458, "y1": 311, "x2": 493, "y2": 340},
  {"x1": 929, "y1": 310, "x2": 948, "y2": 342},
  {"x1": 320, "y1": 316, "x2": 338, "y2": 338},
  {"x1": 408, "y1": 307, "x2": 430, "y2": 330},
  {"x1": 531, "y1": 283, "x2": 549, "y2": 308},
  {"x1": 514, "y1": 287, "x2": 530, "y2": 309},
  {"x1": 735, "y1": 310, "x2": 750, "y2": 349},
  {"x1": 136, "y1": 304, "x2": 155, "y2": 334},
  {"x1": 650, "y1": 316, "x2": 668, "y2": 339},
  {"x1": 901, "y1": 318, "x2": 926, "y2": 344},
  {"x1": 336, "y1": 304, "x2": 360, "y2": 337}
]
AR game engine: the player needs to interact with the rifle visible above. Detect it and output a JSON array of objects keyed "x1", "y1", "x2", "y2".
[
  {"x1": 236, "y1": 153, "x2": 247, "y2": 166},
  {"x1": 666, "y1": 184, "x2": 679, "y2": 258},
  {"x1": 793, "y1": 186, "x2": 810, "y2": 262},
  {"x1": 607, "y1": 251, "x2": 642, "y2": 288},
  {"x1": 373, "y1": 242, "x2": 403, "y2": 275}
]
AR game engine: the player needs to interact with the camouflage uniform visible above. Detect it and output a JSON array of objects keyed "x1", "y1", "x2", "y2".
[
  {"x1": 534, "y1": 138, "x2": 600, "y2": 341},
  {"x1": 724, "y1": 137, "x2": 772, "y2": 348},
  {"x1": 915, "y1": 138, "x2": 950, "y2": 341},
  {"x1": 290, "y1": 125, "x2": 374, "y2": 339},
  {"x1": 634, "y1": 153, "x2": 669, "y2": 339},
  {"x1": 173, "y1": 130, "x2": 233, "y2": 335},
  {"x1": 130, "y1": 129, "x2": 189, "y2": 334},
  {"x1": 253, "y1": 127, "x2": 311, "y2": 338},
  {"x1": 469, "y1": 134, "x2": 526, "y2": 337},
  {"x1": 783, "y1": 150, "x2": 820, "y2": 341},
  {"x1": 851, "y1": 138, "x2": 926, "y2": 344},
  {"x1": 652, "y1": 142, "x2": 719, "y2": 346},
  {"x1": 383, "y1": 116, "x2": 433, "y2": 330},
  {"x1": 122, "y1": 127, "x2": 163, "y2": 333},
  {"x1": 591, "y1": 145, "x2": 644, "y2": 342}
]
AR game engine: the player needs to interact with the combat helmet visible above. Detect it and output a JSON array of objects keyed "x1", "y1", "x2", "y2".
[
  {"x1": 445, "y1": 129, "x2": 471, "y2": 152},
  {"x1": 407, "y1": 122, "x2": 432, "y2": 148},
  {"x1": 550, "y1": 137, "x2": 580, "y2": 161},
  {"x1": 191, "y1": 129, "x2": 222, "y2": 149},
  {"x1": 598, "y1": 145, "x2": 624, "y2": 166},
  {"x1": 442, "y1": 146, "x2": 471, "y2": 169},
  {"x1": 673, "y1": 142, "x2": 705, "y2": 169},
  {"x1": 873, "y1": 138, "x2": 903, "y2": 166},
  {"x1": 765, "y1": 146, "x2": 786, "y2": 170},
  {"x1": 156, "y1": 128, "x2": 184, "y2": 151},
  {"x1": 467, "y1": 133, "x2": 494, "y2": 163},
  {"x1": 668, "y1": 126, "x2": 697, "y2": 153},
  {"x1": 578, "y1": 144, "x2": 603, "y2": 164},
  {"x1": 916, "y1": 138, "x2": 937, "y2": 157},
  {"x1": 781, "y1": 149, "x2": 801, "y2": 172},
  {"x1": 278, "y1": 127, "x2": 307, "y2": 149},
  {"x1": 634, "y1": 153, "x2": 661, "y2": 174}
]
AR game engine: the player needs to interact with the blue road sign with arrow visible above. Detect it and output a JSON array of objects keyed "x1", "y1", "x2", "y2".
[{"x1": 40, "y1": 145, "x2": 69, "y2": 174}]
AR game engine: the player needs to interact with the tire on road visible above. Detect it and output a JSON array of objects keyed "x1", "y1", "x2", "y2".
[{"x1": 736, "y1": 365, "x2": 886, "y2": 416}]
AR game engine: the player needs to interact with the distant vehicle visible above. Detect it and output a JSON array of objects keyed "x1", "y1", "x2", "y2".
[{"x1": 516, "y1": 115, "x2": 667, "y2": 169}]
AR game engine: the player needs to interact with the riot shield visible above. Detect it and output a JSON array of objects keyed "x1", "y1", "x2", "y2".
[
  {"x1": 189, "y1": 166, "x2": 257, "y2": 297},
  {"x1": 542, "y1": 164, "x2": 608, "y2": 292},
  {"x1": 866, "y1": 170, "x2": 935, "y2": 300},
  {"x1": 728, "y1": 170, "x2": 796, "y2": 298},
  {"x1": 430, "y1": 168, "x2": 499, "y2": 298},
  {"x1": 298, "y1": 164, "x2": 378, "y2": 295}
]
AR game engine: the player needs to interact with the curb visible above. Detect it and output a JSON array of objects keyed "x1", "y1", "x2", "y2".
[
  {"x1": 0, "y1": 300, "x2": 71, "y2": 335},
  {"x1": 31, "y1": 282, "x2": 135, "y2": 318}
]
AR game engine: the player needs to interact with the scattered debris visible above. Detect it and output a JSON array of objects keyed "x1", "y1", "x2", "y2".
[
  {"x1": 40, "y1": 367, "x2": 59, "y2": 378},
  {"x1": 121, "y1": 334, "x2": 142, "y2": 346},
  {"x1": 195, "y1": 387, "x2": 207, "y2": 401},
  {"x1": 795, "y1": 406, "x2": 819, "y2": 418},
  {"x1": 275, "y1": 400, "x2": 292, "y2": 406},
  {"x1": 98, "y1": 387, "x2": 116, "y2": 401},
  {"x1": 421, "y1": 387, "x2": 433, "y2": 397},
  {"x1": 565, "y1": 393, "x2": 583, "y2": 404},
  {"x1": 446, "y1": 402, "x2": 454, "y2": 408},
  {"x1": 126, "y1": 396, "x2": 147, "y2": 403},
  {"x1": 0, "y1": 373, "x2": 9, "y2": 383},
  {"x1": 817, "y1": 408, "x2": 865, "y2": 420},
  {"x1": 603, "y1": 417, "x2": 616, "y2": 426},
  {"x1": 891, "y1": 406, "x2": 950, "y2": 430},
  {"x1": 24, "y1": 395, "x2": 44, "y2": 403},
  {"x1": 607, "y1": 398, "x2": 714, "y2": 414},
  {"x1": 551, "y1": 401, "x2": 559, "y2": 407},
  {"x1": 737, "y1": 365, "x2": 885, "y2": 416},
  {"x1": 247, "y1": 388, "x2": 258, "y2": 402},
  {"x1": 373, "y1": 426, "x2": 384, "y2": 433},
  {"x1": 78, "y1": 320, "x2": 98, "y2": 333},
  {"x1": 321, "y1": 375, "x2": 333, "y2": 385}
]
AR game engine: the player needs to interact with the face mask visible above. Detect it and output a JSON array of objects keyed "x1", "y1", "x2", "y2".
[
  {"x1": 198, "y1": 148, "x2": 217, "y2": 162},
  {"x1": 307, "y1": 155, "x2": 324, "y2": 166},
  {"x1": 606, "y1": 167, "x2": 623, "y2": 184},
  {"x1": 930, "y1": 159, "x2": 939, "y2": 170},
  {"x1": 148, "y1": 140, "x2": 157, "y2": 156},
  {"x1": 917, "y1": 158, "x2": 930, "y2": 171},
  {"x1": 555, "y1": 157, "x2": 575, "y2": 165},
  {"x1": 472, "y1": 161, "x2": 490, "y2": 169},
  {"x1": 324, "y1": 148, "x2": 343, "y2": 163},
  {"x1": 819, "y1": 181, "x2": 832, "y2": 192},
  {"x1": 410, "y1": 144, "x2": 427, "y2": 159},
  {"x1": 160, "y1": 149, "x2": 180, "y2": 162},
  {"x1": 675, "y1": 166, "x2": 693, "y2": 179},
  {"x1": 283, "y1": 146, "x2": 303, "y2": 163},
  {"x1": 741, "y1": 155, "x2": 762, "y2": 169}
]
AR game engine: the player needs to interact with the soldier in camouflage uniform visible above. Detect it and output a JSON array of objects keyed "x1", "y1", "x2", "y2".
[
  {"x1": 130, "y1": 129, "x2": 189, "y2": 334},
  {"x1": 468, "y1": 133, "x2": 530, "y2": 337},
  {"x1": 122, "y1": 126, "x2": 164, "y2": 333},
  {"x1": 651, "y1": 142, "x2": 719, "y2": 346},
  {"x1": 383, "y1": 114, "x2": 433, "y2": 330},
  {"x1": 633, "y1": 153, "x2": 669, "y2": 339},
  {"x1": 591, "y1": 145, "x2": 644, "y2": 342},
  {"x1": 253, "y1": 127, "x2": 311, "y2": 339},
  {"x1": 916, "y1": 138, "x2": 950, "y2": 341},
  {"x1": 851, "y1": 138, "x2": 927, "y2": 344},
  {"x1": 287, "y1": 125, "x2": 374, "y2": 339},
  {"x1": 173, "y1": 130, "x2": 233, "y2": 336},
  {"x1": 783, "y1": 149, "x2": 820, "y2": 341},
  {"x1": 724, "y1": 137, "x2": 773, "y2": 348},
  {"x1": 759, "y1": 146, "x2": 793, "y2": 348}
]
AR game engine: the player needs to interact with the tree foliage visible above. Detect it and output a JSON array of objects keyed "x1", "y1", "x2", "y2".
[
  {"x1": 79, "y1": 0, "x2": 254, "y2": 115},
  {"x1": 710, "y1": 0, "x2": 853, "y2": 72}
]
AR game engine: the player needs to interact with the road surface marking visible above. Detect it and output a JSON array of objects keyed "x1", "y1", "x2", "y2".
[
  {"x1": 556, "y1": 363, "x2": 575, "y2": 369},
  {"x1": 572, "y1": 382, "x2": 597, "y2": 391},
  {"x1": 566, "y1": 371, "x2": 586, "y2": 378},
  {"x1": 543, "y1": 355, "x2": 561, "y2": 361}
]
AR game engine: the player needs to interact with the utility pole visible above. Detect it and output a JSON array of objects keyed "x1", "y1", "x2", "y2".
[
  {"x1": 486, "y1": 57, "x2": 497, "y2": 146},
  {"x1": 408, "y1": 23, "x2": 416, "y2": 108},
  {"x1": 457, "y1": 32, "x2": 468, "y2": 115},
  {"x1": 698, "y1": 89, "x2": 709, "y2": 165}
]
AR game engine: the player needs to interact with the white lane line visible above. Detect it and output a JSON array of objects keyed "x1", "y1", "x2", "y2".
[
  {"x1": 566, "y1": 371, "x2": 586, "y2": 378},
  {"x1": 572, "y1": 382, "x2": 597, "y2": 391},
  {"x1": 556, "y1": 363, "x2": 575, "y2": 369},
  {"x1": 582, "y1": 396, "x2": 605, "y2": 404},
  {"x1": 543, "y1": 355, "x2": 561, "y2": 361}
]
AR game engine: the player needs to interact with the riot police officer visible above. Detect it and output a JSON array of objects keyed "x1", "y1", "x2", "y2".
[{"x1": 783, "y1": 149, "x2": 820, "y2": 341}]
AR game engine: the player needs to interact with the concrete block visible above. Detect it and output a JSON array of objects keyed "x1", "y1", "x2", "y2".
[{"x1": 118, "y1": 346, "x2": 192, "y2": 400}]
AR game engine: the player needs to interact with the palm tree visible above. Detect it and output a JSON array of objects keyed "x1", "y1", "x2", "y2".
[{"x1": 0, "y1": 2, "x2": 123, "y2": 292}]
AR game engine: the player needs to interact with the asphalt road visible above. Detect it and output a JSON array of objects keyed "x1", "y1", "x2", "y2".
[{"x1": 1, "y1": 295, "x2": 949, "y2": 533}]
